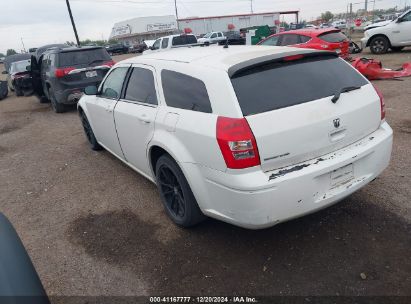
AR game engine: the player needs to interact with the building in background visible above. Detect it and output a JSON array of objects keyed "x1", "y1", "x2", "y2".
[
  {"x1": 178, "y1": 11, "x2": 299, "y2": 35},
  {"x1": 109, "y1": 15, "x2": 178, "y2": 46},
  {"x1": 109, "y1": 11, "x2": 299, "y2": 45}
]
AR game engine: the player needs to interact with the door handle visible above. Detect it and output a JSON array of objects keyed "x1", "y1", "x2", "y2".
[{"x1": 137, "y1": 114, "x2": 151, "y2": 124}]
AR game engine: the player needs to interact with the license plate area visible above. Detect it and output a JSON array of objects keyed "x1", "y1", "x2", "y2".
[
  {"x1": 330, "y1": 164, "x2": 354, "y2": 188},
  {"x1": 85, "y1": 70, "x2": 97, "y2": 78}
]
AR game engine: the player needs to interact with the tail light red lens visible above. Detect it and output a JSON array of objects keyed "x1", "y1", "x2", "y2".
[
  {"x1": 216, "y1": 117, "x2": 261, "y2": 169},
  {"x1": 373, "y1": 84, "x2": 386, "y2": 121},
  {"x1": 104, "y1": 60, "x2": 115, "y2": 67},
  {"x1": 55, "y1": 67, "x2": 75, "y2": 78}
]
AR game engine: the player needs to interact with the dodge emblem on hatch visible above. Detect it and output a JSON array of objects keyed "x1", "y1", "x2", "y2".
[{"x1": 333, "y1": 119, "x2": 341, "y2": 129}]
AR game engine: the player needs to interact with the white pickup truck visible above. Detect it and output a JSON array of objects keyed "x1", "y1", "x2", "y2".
[
  {"x1": 144, "y1": 34, "x2": 198, "y2": 54},
  {"x1": 198, "y1": 31, "x2": 226, "y2": 45}
]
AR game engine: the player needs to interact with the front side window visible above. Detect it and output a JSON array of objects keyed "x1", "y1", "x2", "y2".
[
  {"x1": 124, "y1": 67, "x2": 157, "y2": 105},
  {"x1": 152, "y1": 39, "x2": 161, "y2": 50},
  {"x1": 161, "y1": 70, "x2": 212, "y2": 113},
  {"x1": 211, "y1": 33, "x2": 217, "y2": 38},
  {"x1": 260, "y1": 36, "x2": 279, "y2": 46},
  {"x1": 161, "y1": 38, "x2": 169, "y2": 49},
  {"x1": 401, "y1": 12, "x2": 411, "y2": 22},
  {"x1": 100, "y1": 67, "x2": 128, "y2": 99}
]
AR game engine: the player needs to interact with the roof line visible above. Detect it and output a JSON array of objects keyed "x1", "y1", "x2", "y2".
[{"x1": 178, "y1": 10, "x2": 299, "y2": 22}]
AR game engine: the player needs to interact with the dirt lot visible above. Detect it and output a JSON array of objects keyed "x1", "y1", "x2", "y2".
[{"x1": 0, "y1": 49, "x2": 410, "y2": 299}]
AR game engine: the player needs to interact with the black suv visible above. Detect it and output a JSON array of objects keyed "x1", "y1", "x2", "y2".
[
  {"x1": 31, "y1": 46, "x2": 114, "y2": 113},
  {"x1": 105, "y1": 43, "x2": 129, "y2": 55}
]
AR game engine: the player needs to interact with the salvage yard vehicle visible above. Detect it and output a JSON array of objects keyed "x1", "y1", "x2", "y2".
[
  {"x1": 78, "y1": 46, "x2": 392, "y2": 229},
  {"x1": 198, "y1": 31, "x2": 226, "y2": 45},
  {"x1": 3, "y1": 59, "x2": 32, "y2": 96},
  {"x1": 257, "y1": 28, "x2": 350, "y2": 58},
  {"x1": 218, "y1": 31, "x2": 246, "y2": 45},
  {"x1": 145, "y1": 34, "x2": 198, "y2": 54},
  {"x1": 31, "y1": 46, "x2": 114, "y2": 113},
  {"x1": 361, "y1": 9, "x2": 411, "y2": 54},
  {"x1": 105, "y1": 43, "x2": 129, "y2": 56}
]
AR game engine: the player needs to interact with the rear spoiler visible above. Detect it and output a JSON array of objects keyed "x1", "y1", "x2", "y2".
[{"x1": 228, "y1": 50, "x2": 338, "y2": 78}]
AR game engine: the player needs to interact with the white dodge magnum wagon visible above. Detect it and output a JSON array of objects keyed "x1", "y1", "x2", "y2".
[{"x1": 78, "y1": 46, "x2": 393, "y2": 229}]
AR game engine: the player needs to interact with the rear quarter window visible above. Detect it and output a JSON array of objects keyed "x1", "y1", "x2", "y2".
[
  {"x1": 161, "y1": 70, "x2": 212, "y2": 113},
  {"x1": 231, "y1": 56, "x2": 368, "y2": 116}
]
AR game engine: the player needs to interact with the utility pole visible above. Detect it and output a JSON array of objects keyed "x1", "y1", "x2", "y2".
[
  {"x1": 365, "y1": 0, "x2": 368, "y2": 12},
  {"x1": 20, "y1": 37, "x2": 26, "y2": 53},
  {"x1": 65, "y1": 0, "x2": 81, "y2": 47},
  {"x1": 349, "y1": 3, "x2": 353, "y2": 39},
  {"x1": 250, "y1": 0, "x2": 254, "y2": 14},
  {"x1": 174, "y1": 0, "x2": 180, "y2": 31}
]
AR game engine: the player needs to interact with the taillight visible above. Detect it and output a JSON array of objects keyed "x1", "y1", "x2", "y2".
[
  {"x1": 55, "y1": 67, "x2": 75, "y2": 78},
  {"x1": 104, "y1": 60, "x2": 115, "y2": 67},
  {"x1": 373, "y1": 84, "x2": 385, "y2": 121},
  {"x1": 216, "y1": 117, "x2": 261, "y2": 169}
]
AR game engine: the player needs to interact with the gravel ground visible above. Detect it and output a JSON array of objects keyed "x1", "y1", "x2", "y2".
[{"x1": 0, "y1": 49, "x2": 410, "y2": 298}]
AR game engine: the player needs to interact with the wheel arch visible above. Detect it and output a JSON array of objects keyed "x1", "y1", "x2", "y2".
[{"x1": 367, "y1": 33, "x2": 391, "y2": 47}]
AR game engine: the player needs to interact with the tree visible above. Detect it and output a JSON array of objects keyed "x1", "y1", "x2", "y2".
[
  {"x1": 6, "y1": 49, "x2": 17, "y2": 56},
  {"x1": 0, "y1": 53, "x2": 5, "y2": 58},
  {"x1": 321, "y1": 11, "x2": 334, "y2": 22}
]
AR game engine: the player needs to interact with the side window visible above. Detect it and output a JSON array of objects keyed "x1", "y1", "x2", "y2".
[
  {"x1": 299, "y1": 35, "x2": 311, "y2": 43},
  {"x1": 41, "y1": 55, "x2": 49, "y2": 72},
  {"x1": 260, "y1": 36, "x2": 279, "y2": 46},
  {"x1": 100, "y1": 67, "x2": 128, "y2": 99},
  {"x1": 49, "y1": 54, "x2": 56, "y2": 67},
  {"x1": 124, "y1": 67, "x2": 158, "y2": 105},
  {"x1": 161, "y1": 38, "x2": 169, "y2": 49},
  {"x1": 161, "y1": 70, "x2": 212, "y2": 113},
  {"x1": 218, "y1": 33, "x2": 222, "y2": 37},
  {"x1": 279, "y1": 34, "x2": 300, "y2": 46},
  {"x1": 152, "y1": 39, "x2": 161, "y2": 50},
  {"x1": 211, "y1": 33, "x2": 217, "y2": 38}
]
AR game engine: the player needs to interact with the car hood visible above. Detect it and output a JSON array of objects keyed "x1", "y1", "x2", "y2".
[{"x1": 365, "y1": 20, "x2": 392, "y2": 30}]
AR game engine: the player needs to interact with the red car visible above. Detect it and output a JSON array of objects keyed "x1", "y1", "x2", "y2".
[{"x1": 257, "y1": 28, "x2": 350, "y2": 59}]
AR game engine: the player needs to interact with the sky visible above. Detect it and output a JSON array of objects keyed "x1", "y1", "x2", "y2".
[{"x1": 0, "y1": 0, "x2": 406, "y2": 54}]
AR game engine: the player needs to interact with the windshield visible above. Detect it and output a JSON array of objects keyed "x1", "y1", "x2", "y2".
[
  {"x1": 58, "y1": 48, "x2": 111, "y2": 67},
  {"x1": 11, "y1": 60, "x2": 30, "y2": 73},
  {"x1": 203, "y1": 33, "x2": 212, "y2": 38}
]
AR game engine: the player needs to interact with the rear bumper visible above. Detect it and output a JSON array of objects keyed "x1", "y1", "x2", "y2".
[
  {"x1": 55, "y1": 81, "x2": 102, "y2": 105},
  {"x1": 185, "y1": 122, "x2": 393, "y2": 229}
]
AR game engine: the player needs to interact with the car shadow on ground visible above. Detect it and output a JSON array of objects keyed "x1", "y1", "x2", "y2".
[{"x1": 67, "y1": 192, "x2": 411, "y2": 296}]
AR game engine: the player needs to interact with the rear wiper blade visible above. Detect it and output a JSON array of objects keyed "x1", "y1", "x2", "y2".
[{"x1": 331, "y1": 86, "x2": 361, "y2": 103}]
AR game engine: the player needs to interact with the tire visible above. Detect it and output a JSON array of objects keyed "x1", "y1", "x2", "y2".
[
  {"x1": 369, "y1": 36, "x2": 389, "y2": 54},
  {"x1": 49, "y1": 89, "x2": 66, "y2": 113},
  {"x1": 155, "y1": 155, "x2": 205, "y2": 227},
  {"x1": 391, "y1": 46, "x2": 404, "y2": 52},
  {"x1": 15, "y1": 88, "x2": 23, "y2": 96},
  {"x1": 79, "y1": 111, "x2": 102, "y2": 151}
]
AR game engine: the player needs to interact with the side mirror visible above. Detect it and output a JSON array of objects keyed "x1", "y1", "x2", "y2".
[
  {"x1": 84, "y1": 86, "x2": 98, "y2": 95},
  {"x1": 26, "y1": 65, "x2": 31, "y2": 72},
  {"x1": 2, "y1": 71, "x2": 8, "y2": 75}
]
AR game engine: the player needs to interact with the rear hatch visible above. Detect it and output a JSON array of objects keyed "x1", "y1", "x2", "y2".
[
  {"x1": 317, "y1": 31, "x2": 350, "y2": 57},
  {"x1": 230, "y1": 53, "x2": 381, "y2": 172},
  {"x1": 57, "y1": 47, "x2": 113, "y2": 85}
]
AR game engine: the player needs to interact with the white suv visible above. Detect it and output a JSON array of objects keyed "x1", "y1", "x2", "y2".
[
  {"x1": 78, "y1": 46, "x2": 393, "y2": 229},
  {"x1": 361, "y1": 9, "x2": 411, "y2": 54},
  {"x1": 144, "y1": 34, "x2": 198, "y2": 54},
  {"x1": 198, "y1": 32, "x2": 226, "y2": 45}
]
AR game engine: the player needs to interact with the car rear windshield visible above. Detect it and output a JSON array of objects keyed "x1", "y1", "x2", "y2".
[
  {"x1": 231, "y1": 56, "x2": 368, "y2": 116},
  {"x1": 319, "y1": 32, "x2": 347, "y2": 43},
  {"x1": 172, "y1": 35, "x2": 197, "y2": 46},
  {"x1": 58, "y1": 48, "x2": 111, "y2": 67}
]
